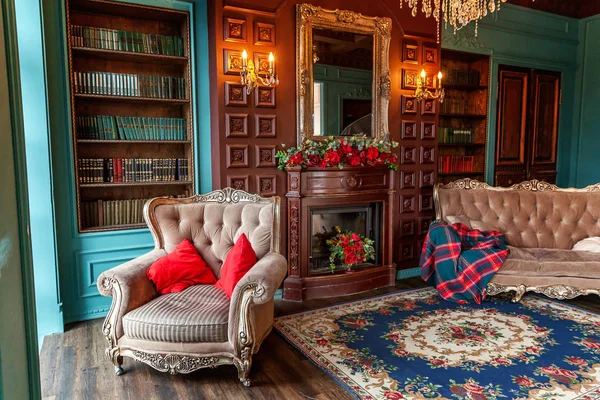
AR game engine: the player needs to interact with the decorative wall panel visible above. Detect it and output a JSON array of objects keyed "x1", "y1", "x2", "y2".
[
  {"x1": 255, "y1": 144, "x2": 276, "y2": 167},
  {"x1": 226, "y1": 144, "x2": 249, "y2": 168},
  {"x1": 225, "y1": 82, "x2": 247, "y2": 106},
  {"x1": 402, "y1": 120, "x2": 417, "y2": 139},
  {"x1": 421, "y1": 122, "x2": 436, "y2": 140},
  {"x1": 256, "y1": 174, "x2": 277, "y2": 196},
  {"x1": 402, "y1": 69, "x2": 418, "y2": 89},
  {"x1": 402, "y1": 40, "x2": 418, "y2": 64},
  {"x1": 255, "y1": 86, "x2": 276, "y2": 107},
  {"x1": 224, "y1": 49, "x2": 244, "y2": 75},
  {"x1": 227, "y1": 174, "x2": 249, "y2": 191},
  {"x1": 401, "y1": 95, "x2": 417, "y2": 114},
  {"x1": 401, "y1": 170, "x2": 416, "y2": 189},
  {"x1": 255, "y1": 115, "x2": 276, "y2": 137},
  {"x1": 254, "y1": 21, "x2": 275, "y2": 46},
  {"x1": 224, "y1": 17, "x2": 246, "y2": 42},
  {"x1": 225, "y1": 113, "x2": 249, "y2": 137}
]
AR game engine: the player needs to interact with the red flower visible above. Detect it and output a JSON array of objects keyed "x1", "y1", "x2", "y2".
[
  {"x1": 349, "y1": 155, "x2": 361, "y2": 166},
  {"x1": 567, "y1": 357, "x2": 586, "y2": 366},
  {"x1": 383, "y1": 390, "x2": 404, "y2": 400},
  {"x1": 289, "y1": 153, "x2": 304, "y2": 165},
  {"x1": 316, "y1": 338, "x2": 329, "y2": 347},
  {"x1": 463, "y1": 383, "x2": 485, "y2": 394},
  {"x1": 430, "y1": 358, "x2": 447, "y2": 366},
  {"x1": 344, "y1": 252, "x2": 357, "y2": 265},
  {"x1": 583, "y1": 338, "x2": 600, "y2": 350},
  {"x1": 515, "y1": 377, "x2": 534, "y2": 387},
  {"x1": 387, "y1": 333, "x2": 399, "y2": 340},
  {"x1": 325, "y1": 150, "x2": 340, "y2": 164},
  {"x1": 450, "y1": 327, "x2": 464, "y2": 335},
  {"x1": 402, "y1": 302, "x2": 416, "y2": 310},
  {"x1": 367, "y1": 146, "x2": 379, "y2": 160},
  {"x1": 340, "y1": 143, "x2": 352, "y2": 154},
  {"x1": 493, "y1": 357, "x2": 511, "y2": 366},
  {"x1": 351, "y1": 233, "x2": 360, "y2": 241},
  {"x1": 540, "y1": 366, "x2": 561, "y2": 376},
  {"x1": 525, "y1": 346, "x2": 540, "y2": 355},
  {"x1": 452, "y1": 333, "x2": 466, "y2": 339},
  {"x1": 468, "y1": 335, "x2": 485, "y2": 342},
  {"x1": 341, "y1": 236, "x2": 350, "y2": 245},
  {"x1": 394, "y1": 348, "x2": 409, "y2": 357}
]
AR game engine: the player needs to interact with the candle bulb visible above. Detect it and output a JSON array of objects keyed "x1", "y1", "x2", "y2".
[
  {"x1": 242, "y1": 50, "x2": 248, "y2": 68},
  {"x1": 268, "y1": 52, "x2": 274, "y2": 73},
  {"x1": 437, "y1": 71, "x2": 442, "y2": 88},
  {"x1": 420, "y1": 69, "x2": 426, "y2": 79}
]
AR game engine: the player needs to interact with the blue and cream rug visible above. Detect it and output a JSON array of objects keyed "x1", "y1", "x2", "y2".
[{"x1": 274, "y1": 288, "x2": 600, "y2": 400}]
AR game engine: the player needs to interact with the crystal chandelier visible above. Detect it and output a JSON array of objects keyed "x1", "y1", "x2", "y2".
[{"x1": 400, "y1": 0, "x2": 517, "y2": 42}]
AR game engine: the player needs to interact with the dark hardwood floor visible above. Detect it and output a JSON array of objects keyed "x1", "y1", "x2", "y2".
[{"x1": 40, "y1": 278, "x2": 600, "y2": 400}]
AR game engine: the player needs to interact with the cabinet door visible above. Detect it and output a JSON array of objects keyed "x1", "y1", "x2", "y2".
[
  {"x1": 529, "y1": 70, "x2": 560, "y2": 182},
  {"x1": 495, "y1": 66, "x2": 529, "y2": 186}
]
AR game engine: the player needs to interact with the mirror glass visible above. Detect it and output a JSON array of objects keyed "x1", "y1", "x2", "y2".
[{"x1": 312, "y1": 27, "x2": 374, "y2": 137}]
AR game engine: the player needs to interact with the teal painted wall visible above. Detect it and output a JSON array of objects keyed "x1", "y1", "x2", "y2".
[
  {"x1": 572, "y1": 15, "x2": 600, "y2": 187},
  {"x1": 314, "y1": 64, "x2": 372, "y2": 135},
  {"x1": 442, "y1": 4, "x2": 580, "y2": 187},
  {"x1": 14, "y1": 0, "x2": 64, "y2": 340},
  {"x1": 41, "y1": 0, "x2": 212, "y2": 323}
]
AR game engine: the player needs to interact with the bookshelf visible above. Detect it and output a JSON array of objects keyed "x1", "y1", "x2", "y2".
[
  {"x1": 438, "y1": 49, "x2": 490, "y2": 184},
  {"x1": 65, "y1": 0, "x2": 194, "y2": 232}
]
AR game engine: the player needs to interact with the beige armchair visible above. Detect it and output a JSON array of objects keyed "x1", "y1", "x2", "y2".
[{"x1": 97, "y1": 188, "x2": 287, "y2": 386}]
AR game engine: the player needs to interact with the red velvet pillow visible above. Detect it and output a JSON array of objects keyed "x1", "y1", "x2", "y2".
[
  {"x1": 215, "y1": 233, "x2": 257, "y2": 298},
  {"x1": 147, "y1": 239, "x2": 217, "y2": 294}
]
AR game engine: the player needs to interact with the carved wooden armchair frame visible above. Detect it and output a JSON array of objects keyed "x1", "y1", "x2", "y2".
[{"x1": 98, "y1": 188, "x2": 285, "y2": 386}]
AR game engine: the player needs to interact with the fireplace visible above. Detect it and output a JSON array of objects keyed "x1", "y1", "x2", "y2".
[
  {"x1": 283, "y1": 166, "x2": 396, "y2": 301},
  {"x1": 309, "y1": 203, "x2": 382, "y2": 274}
]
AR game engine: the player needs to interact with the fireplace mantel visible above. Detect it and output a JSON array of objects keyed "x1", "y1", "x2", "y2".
[{"x1": 283, "y1": 166, "x2": 397, "y2": 301}]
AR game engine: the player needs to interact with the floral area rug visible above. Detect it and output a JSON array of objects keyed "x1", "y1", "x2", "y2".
[{"x1": 274, "y1": 287, "x2": 600, "y2": 400}]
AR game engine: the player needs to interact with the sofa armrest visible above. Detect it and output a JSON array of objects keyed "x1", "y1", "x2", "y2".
[
  {"x1": 228, "y1": 251, "x2": 287, "y2": 344},
  {"x1": 97, "y1": 249, "x2": 166, "y2": 340}
]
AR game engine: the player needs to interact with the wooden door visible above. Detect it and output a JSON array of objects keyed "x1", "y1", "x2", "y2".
[
  {"x1": 495, "y1": 66, "x2": 529, "y2": 186},
  {"x1": 529, "y1": 70, "x2": 560, "y2": 183}
]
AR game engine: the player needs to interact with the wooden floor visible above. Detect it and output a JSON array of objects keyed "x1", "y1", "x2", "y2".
[{"x1": 40, "y1": 278, "x2": 600, "y2": 400}]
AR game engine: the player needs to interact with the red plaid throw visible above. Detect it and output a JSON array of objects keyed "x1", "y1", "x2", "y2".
[{"x1": 420, "y1": 222, "x2": 510, "y2": 304}]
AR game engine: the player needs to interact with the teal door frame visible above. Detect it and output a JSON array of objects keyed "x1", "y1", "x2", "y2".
[{"x1": 1, "y1": 0, "x2": 42, "y2": 398}]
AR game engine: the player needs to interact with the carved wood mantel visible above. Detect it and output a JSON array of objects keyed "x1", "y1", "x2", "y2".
[{"x1": 283, "y1": 166, "x2": 396, "y2": 301}]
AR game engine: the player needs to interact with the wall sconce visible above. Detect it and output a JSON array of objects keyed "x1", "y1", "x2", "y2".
[
  {"x1": 415, "y1": 69, "x2": 444, "y2": 103},
  {"x1": 240, "y1": 50, "x2": 279, "y2": 95}
]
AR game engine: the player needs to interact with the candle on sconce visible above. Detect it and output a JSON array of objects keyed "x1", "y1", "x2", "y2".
[
  {"x1": 437, "y1": 71, "x2": 442, "y2": 88},
  {"x1": 420, "y1": 69, "x2": 426, "y2": 79},
  {"x1": 242, "y1": 50, "x2": 248, "y2": 68},
  {"x1": 268, "y1": 52, "x2": 274, "y2": 73}
]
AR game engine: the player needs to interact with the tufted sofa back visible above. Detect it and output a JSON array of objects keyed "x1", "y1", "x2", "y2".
[
  {"x1": 436, "y1": 181, "x2": 600, "y2": 249},
  {"x1": 145, "y1": 190, "x2": 279, "y2": 278}
]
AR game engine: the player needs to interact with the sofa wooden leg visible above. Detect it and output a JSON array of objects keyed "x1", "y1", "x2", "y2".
[
  {"x1": 512, "y1": 285, "x2": 526, "y2": 303},
  {"x1": 234, "y1": 348, "x2": 252, "y2": 387}
]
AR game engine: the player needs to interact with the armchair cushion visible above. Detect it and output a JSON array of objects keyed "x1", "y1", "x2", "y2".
[
  {"x1": 215, "y1": 233, "x2": 257, "y2": 298},
  {"x1": 122, "y1": 284, "x2": 230, "y2": 343},
  {"x1": 147, "y1": 239, "x2": 216, "y2": 294}
]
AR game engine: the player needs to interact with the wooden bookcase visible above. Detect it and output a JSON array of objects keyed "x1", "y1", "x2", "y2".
[
  {"x1": 65, "y1": 0, "x2": 194, "y2": 232},
  {"x1": 438, "y1": 49, "x2": 490, "y2": 184}
]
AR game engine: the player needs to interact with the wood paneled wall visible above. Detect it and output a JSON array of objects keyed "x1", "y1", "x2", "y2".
[{"x1": 208, "y1": 0, "x2": 439, "y2": 269}]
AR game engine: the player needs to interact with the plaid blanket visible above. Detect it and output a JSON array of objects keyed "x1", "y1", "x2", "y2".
[{"x1": 420, "y1": 222, "x2": 509, "y2": 304}]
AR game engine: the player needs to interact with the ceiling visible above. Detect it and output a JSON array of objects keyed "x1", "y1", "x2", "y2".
[{"x1": 507, "y1": 0, "x2": 600, "y2": 19}]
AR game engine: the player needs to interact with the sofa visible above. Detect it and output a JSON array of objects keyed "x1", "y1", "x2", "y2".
[
  {"x1": 434, "y1": 178, "x2": 600, "y2": 302},
  {"x1": 97, "y1": 188, "x2": 287, "y2": 386}
]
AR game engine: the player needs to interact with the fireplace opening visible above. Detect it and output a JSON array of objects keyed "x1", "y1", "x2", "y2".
[{"x1": 309, "y1": 203, "x2": 382, "y2": 275}]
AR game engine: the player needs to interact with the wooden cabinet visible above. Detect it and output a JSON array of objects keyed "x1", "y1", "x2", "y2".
[{"x1": 495, "y1": 65, "x2": 560, "y2": 186}]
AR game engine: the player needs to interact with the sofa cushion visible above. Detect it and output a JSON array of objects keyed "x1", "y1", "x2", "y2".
[
  {"x1": 122, "y1": 284, "x2": 229, "y2": 343},
  {"x1": 497, "y1": 246, "x2": 600, "y2": 279}
]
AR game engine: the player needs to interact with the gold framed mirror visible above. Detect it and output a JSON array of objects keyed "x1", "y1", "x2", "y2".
[{"x1": 296, "y1": 4, "x2": 391, "y2": 143}]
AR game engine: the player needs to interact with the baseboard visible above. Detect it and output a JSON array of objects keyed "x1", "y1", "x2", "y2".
[{"x1": 396, "y1": 267, "x2": 420, "y2": 280}]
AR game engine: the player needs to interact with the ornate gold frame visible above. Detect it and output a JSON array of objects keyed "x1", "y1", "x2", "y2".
[
  {"x1": 100, "y1": 188, "x2": 281, "y2": 386},
  {"x1": 433, "y1": 178, "x2": 600, "y2": 302},
  {"x1": 296, "y1": 4, "x2": 392, "y2": 143}
]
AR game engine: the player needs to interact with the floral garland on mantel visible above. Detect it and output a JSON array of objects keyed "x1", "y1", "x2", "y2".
[{"x1": 276, "y1": 136, "x2": 399, "y2": 170}]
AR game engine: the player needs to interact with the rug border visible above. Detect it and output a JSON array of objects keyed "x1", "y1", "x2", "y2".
[{"x1": 274, "y1": 286, "x2": 600, "y2": 400}]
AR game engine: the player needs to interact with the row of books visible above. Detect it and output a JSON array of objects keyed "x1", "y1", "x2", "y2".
[
  {"x1": 76, "y1": 116, "x2": 187, "y2": 141},
  {"x1": 438, "y1": 127, "x2": 475, "y2": 144},
  {"x1": 71, "y1": 25, "x2": 184, "y2": 57},
  {"x1": 442, "y1": 68, "x2": 482, "y2": 86},
  {"x1": 438, "y1": 156, "x2": 478, "y2": 173},
  {"x1": 82, "y1": 198, "x2": 148, "y2": 228},
  {"x1": 73, "y1": 71, "x2": 186, "y2": 99},
  {"x1": 77, "y1": 158, "x2": 189, "y2": 183},
  {"x1": 440, "y1": 97, "x2": 480, "y2": 115}
]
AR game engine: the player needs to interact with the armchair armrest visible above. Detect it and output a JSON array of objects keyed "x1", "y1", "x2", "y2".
[
  {"x1": 228, "y1": 251, "x2": 287, "y2": 344},
  {"x1": 97, "y1": 249, "x2": 166, "y2": 339}
]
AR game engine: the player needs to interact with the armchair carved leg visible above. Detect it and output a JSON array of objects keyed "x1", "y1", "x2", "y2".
[
  {"x1": 234, "y1": 347, "x2": 252, "y2": 387},
  {"x1": 114, "y1": 355, "x2": 125, "y2": 376}
]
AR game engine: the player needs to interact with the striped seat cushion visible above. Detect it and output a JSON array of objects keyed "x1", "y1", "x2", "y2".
[{"x1": 122, "y1": 284, "x2": 230, "y2": 343}]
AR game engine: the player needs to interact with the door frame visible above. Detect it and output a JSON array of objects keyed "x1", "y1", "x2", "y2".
[{"x1": 1, "y1": 0, "x2": 42, "y2": 398}]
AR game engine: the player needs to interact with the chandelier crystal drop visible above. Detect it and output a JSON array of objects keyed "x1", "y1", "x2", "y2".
[{"x1": 400, "y1": 0, "x2": 516, "y2": 42}]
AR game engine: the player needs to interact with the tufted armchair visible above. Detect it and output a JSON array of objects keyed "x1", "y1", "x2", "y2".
[{"x1": 97, "y1": 188, "x2": 287, "y2": 386}]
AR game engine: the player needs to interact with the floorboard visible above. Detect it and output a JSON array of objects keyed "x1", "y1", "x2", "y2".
[{"x1": 39, "y1": 278, "x2": 600, "y2": 400}]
